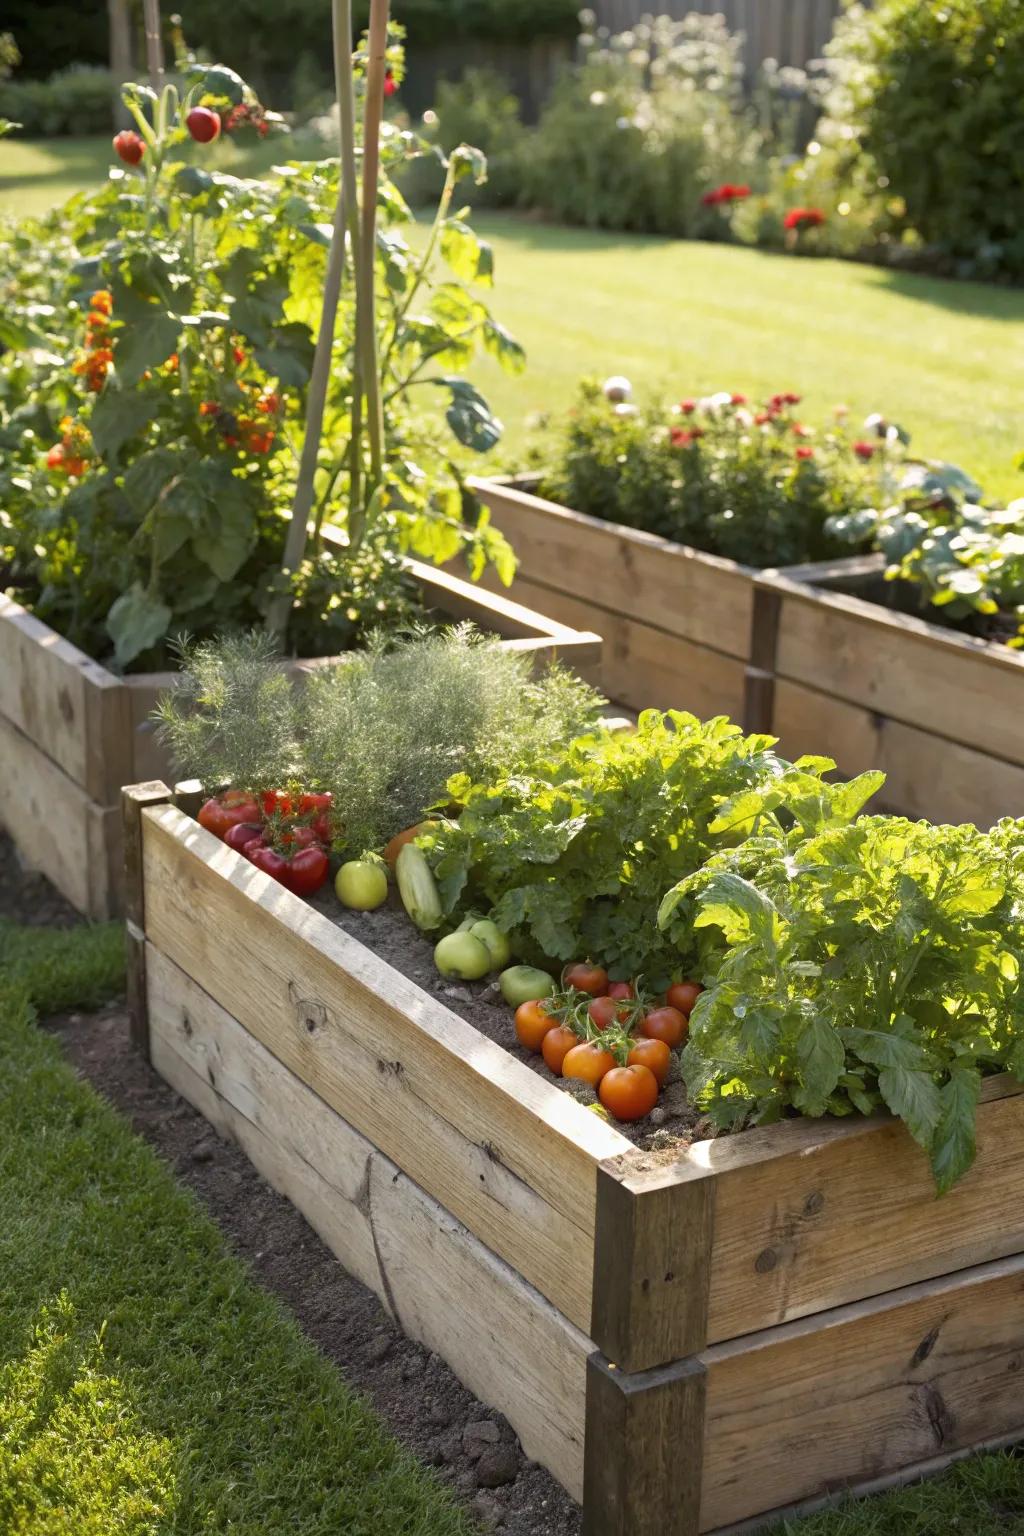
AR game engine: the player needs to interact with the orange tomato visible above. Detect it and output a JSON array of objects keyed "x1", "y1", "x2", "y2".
[
  {"x1": 515, "y1": 1000, "x2": 554, "y2": 1052},
  {"x1": 564, "y1": 962, "x2": 609, "y2": 997},
  {"x1": 541, "y1": 1025, "x2": 579, "y2": 1076},
  {"x1": 599, "y1": 1064, "x2": 659, "y2": 1122},
  {"x1": 641, "y1": 1006, "x2": 688, "y2": 1048},
  {"x1": 666, "y1": 981, "x2": 703, "y2": 1017},
  {"x1": 627, "y1": 1037, "x2": 671, "y2": 1086},
  {"x1": 587, "y1": 995, "x2": 633, "y2": 1032},
  {"x1": 562, "y1": 1041, "x2": 616, "y2": 1086}
]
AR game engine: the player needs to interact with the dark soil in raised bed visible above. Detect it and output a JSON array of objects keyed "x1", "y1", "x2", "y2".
[{"x1": 311, "y1": 886, "x2": 711, "y2": 1154}]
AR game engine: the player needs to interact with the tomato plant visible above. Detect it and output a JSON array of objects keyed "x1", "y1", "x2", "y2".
[
  {"x1": 627, "y1": 1037, "x2": 672, "y2": 1086},
  {"x1": 666, "y1": 980, "x2": 703, "y2": 1016},
  {"x1": 562, "y1": 1040, "x2": 616, "y2": 1086},
  {"x1": 514, "y1": 1000, "x2": 555, "y2": 1052},
  {"x1": 599, "y1": 1064, "x2": 659, "y2": 1121},
  {"x1": 641, "y1": 1006, "x2": 688, "y2": 1049},
  {"x1": 540, "y1": 1024, "x2": 580, "y2": 1076},
  {"x1": 197, "y1": 789, "x2": 261, "y2": 839},
  {"x1": 564, "y1": 961, "x2": 609, "y2": 996}
]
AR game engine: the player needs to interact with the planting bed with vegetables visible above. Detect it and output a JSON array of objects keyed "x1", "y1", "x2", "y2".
[{"x1": 119, "y1": 627, "x2": 1024, "y2": 1536}]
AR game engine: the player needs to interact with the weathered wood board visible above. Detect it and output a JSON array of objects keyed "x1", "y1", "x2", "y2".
[
  {"x1": 470, "y1": 477, "x2": 754, "y2": 718},
  {"x1": 751, "y1": 566, "x2": 1024, "y2": 826}
]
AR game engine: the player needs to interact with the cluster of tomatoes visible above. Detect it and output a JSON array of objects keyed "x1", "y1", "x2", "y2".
[
  {"x1": 513, "y1": 962, "x2": 702, "y2": 1124},
  {"x1": 197, "y1": 787, "x2": 333, "y2": 897},
  {"x1": 199, "y1": 352, "x2": 281, "y2": 455},
  {"x1": 70, "y1": 288, "x2": 114, "y2": 395},
  {"x1": 46, "y1": 415, "x2": 93, "y2": 478}
]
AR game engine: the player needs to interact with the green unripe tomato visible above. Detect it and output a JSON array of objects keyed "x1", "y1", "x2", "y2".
[
  {"x1": 335, "y1": 859, "x2": 388, "y2": 911},
  {"x1": 435, "y1": 931, "x2": 492, "y2": 981},
  {"x1": 499, "y1": 965, "x2": 556, "y2": 1007},
  {"x1": 469, "y1": 919, "x2": 512, "y2": 971}
]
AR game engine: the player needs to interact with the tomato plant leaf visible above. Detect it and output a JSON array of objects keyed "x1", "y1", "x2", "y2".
[
  {"x1": 107, "y1": 582, "x2": 173, "y2": 668},
  {"x1": 88, "y1": 388, "x2": 155, "y2": 464},
  {"x1": 931, "y1": 1065, "x2": 981, "y2": 1194}
]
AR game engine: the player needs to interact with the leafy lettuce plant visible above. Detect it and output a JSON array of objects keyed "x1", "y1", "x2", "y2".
[
  {"x1": 659, "y1": 815, "x2": 1024, "y2": 1189},
  {"x1": 426, "y1": 710, "x2": 883, "y2": 986}
]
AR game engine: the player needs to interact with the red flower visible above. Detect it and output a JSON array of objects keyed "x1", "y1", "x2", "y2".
[
  {"x1": 783, "y1": 207, "x2": 826, "y2": 232},
  {"x1": 199, "y1": 401, "x2": 221, "y2": 418},
  {"x1": 679, "y1": 398, "x2": 697, "y2": 415},
  {"x1": 224, "y1": 102, "x2": 269, "y2": 138},
  {"x1": 853, "y1": 440, "x2": 876, "y2": 461},
  {"x1": 701, "y1": 183, "x2": 751, "y2": 207},
  {"x1": 233, "y1": 346, "x2": 247, "y2": 367},
  {"x1": 257, "y1": 392, "x2": 281, "y2": 416},
  {"x1": 384, "y1": 68, "x2": 397, "y2": 97},
  {"x1": 671, "y1": 426, "x2": 704, "y2": 447},
  {"x1": 795, "y1": 446, "x2": 814, "y2": 461},
  {"x1": 755, "y1": 411, "x2": 770, "y2": 426},
  {"x1": 792, "y1": 423, "x2": 812, "y2": 438},
  {"x1": 730, "y1": 392, "x2": 748, "y2": 405}
]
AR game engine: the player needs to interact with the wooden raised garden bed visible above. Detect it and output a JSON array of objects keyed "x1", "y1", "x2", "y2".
[
  {"x1": 745, "y1": 555, "x2": 1024, "y2": 827},
  {"x1": 0, "y1": 536, "x2": 600, "y2": 920},
  {"x1": 468, "y1": 476, "x2": 759, "y2": 721},
  {"x1": 124, "y1": 782, "x2": 1024, "y2": 1536}
]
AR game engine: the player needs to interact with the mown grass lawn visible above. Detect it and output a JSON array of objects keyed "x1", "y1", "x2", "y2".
[{"x1": 4, "y1": 137, "x2": 1024, "y2": 496}]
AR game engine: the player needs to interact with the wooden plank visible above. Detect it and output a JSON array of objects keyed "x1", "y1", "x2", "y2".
[
  {"x1": 700, "y1": 1252, "x2": 1024, "y2": 1530},
  {"x1": 140, "y1": 804, "x2": 630, "y2": 1330},
  {"x1": 147, "y1": 943, "x2": 590, "y2": 1498},
  {"x1": 591, "y1": 1155, "x2": 714, "y2": 1373},
  {"x1": 766, "y1": 573, "x2": 1024, "y2": 767},
  {"x1": 0, "y1": 592, "x2": 122, "y2": 798},
  {"x1": 121, "y1": 780, "x2": 173, "y2": 1054},
  {"x1": 643, "y1": 1077, "x2": 1024, "y2": 1348},
  {"x1": 0, "y1": 713, "x2": 120, "y2": 919},
  {"x1": 470, "y1": 477, "x2": 755, "y2": 662},
  {"x1": 771, "y1": 676, "x2": 1024, "y2": 825},
  {"x1": 583, "y1": 1352, "x2": 706, "y2": 1536},
  {"x1": 468, "y1": 565, "x2": 746, "y2": 718}
]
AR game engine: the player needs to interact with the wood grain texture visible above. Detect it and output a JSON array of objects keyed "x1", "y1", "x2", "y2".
[
  {"x1": 647, "y1": 1076, "x2": 1024, "y2": 1347},
  {"x1": 764, "y1": 571, "x2": 1024, "y2": 767},
  {"x1": 464, "y1": 564, "x2": 746, "y2": 717},
  {"x1": 583, "y1": 1352, "x2": 706, "y2": 1536},
  {"x1": 771, "y1": 676, "x2": 1024, "y2": 825},
  {"x1": 471, "y1": 477, "x2": 754, "y2": 660},
  {"x1": 140, "y1": 804, "x2": 630, "y2": 1330},
  {"x1": 0, "y1": 714, "x2": 121, "y2": 918},
  {"x1": 0, "y1": 591, "x2": 125, "y2": 798},
  {"x1": 121, "y1": 781, "x2": 172, "y2": 928},
  {"x1": 147, "y1": 943, "x2": 591, "y2": 1498},
  {"x1": 591, "y1": 1155, "x2": 714, "y2": 1373},
  {"x1": 700, "y1": 1252, "x2": 1024, "y2": 1530}
]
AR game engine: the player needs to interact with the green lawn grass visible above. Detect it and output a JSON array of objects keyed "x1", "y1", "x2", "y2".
[
  {"x1": 0, "y1": 921, "x2": 472, "y2": 1536},
  {"x1": 0, "y1": 919, "x2": 1022, "y2": 1533},
  {"x1": 3, "y1": 136, "x2": 1023, "y2": 496}
]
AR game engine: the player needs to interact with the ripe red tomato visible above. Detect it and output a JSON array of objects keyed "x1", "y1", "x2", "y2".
[
  {"x1": 113, "y1": 130, "x2": 145, "y2": 165},
  {"x1": 599, "y1": 1064, "x2": 659, "y2": 1122},
  {"x1": 562, "y1": 1041, "x2": 616, "y2": 1086},
  {"x1": 666, "y1": 981, "x2": 703, "y2": 1017},
  {"x1": 515, "y1": 1000, "x2": 554, "y2": 1053},
  {"x1": 223, "y1": 821, "x2": 262, "y2": 854},
  {"x1": 186, "y1": 106, "x2": 222, "y2": 142},
  {"x1": 197, "y1": 790, "x2": 261, "y2": 840},
  {"x1": 278, "y1": 824, "x2": 322, "y2": 850},
  {"x1": 641, "y1": 1006, "x2": 688, "y2": 1048},
  {"x1": 608, "y1": 980, "x2": 635, "y2": 1002},
  {"x1": 250, "y1": 843, "x2": 328, "y2": 897},
  {"x1": 261, "y1": 788, "x2": 294, "y2": 819},
  {"x1": 587, "y1": 995, "x2": 633, "y2": 1032},
  {"x1": 564, "y1": 962, "x2": 609, "y2": 997},
  {"x1": 541, "y1": 1025, "x2": 579, "y2": 1076},
  {"x1": 627, "y1": 1037, "x2": 671, "y2": 1087}
]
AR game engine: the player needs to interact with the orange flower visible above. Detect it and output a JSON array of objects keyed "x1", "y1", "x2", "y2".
[{"x1": 89, "y1": 290, "x2": 113, "y2": 316}]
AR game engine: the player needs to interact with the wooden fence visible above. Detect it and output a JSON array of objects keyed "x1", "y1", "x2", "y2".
[{"x1": 589, "y1": 0, "x2": 844, "y2": 70}]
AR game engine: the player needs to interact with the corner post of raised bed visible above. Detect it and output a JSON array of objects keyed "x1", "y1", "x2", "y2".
[
  {"x1": 583, "y1": 1155, "x2": 714, "y2": 1536},
  {"x1": 743, "y1": 575, "x2": 783, "y2": 735},
  {"x1": 121, "y1": 781, "x2": 172, "y2": 1060}
]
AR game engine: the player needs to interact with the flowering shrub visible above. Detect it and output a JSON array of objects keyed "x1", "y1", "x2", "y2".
[
  {"x1": 541, "y1": 381, "x2": 903, "y2": 568},
  {"x1": 0, "y1": 59, "x2": 521, "y2": 668}
]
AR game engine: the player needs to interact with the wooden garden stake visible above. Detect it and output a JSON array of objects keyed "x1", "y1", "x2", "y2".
[{"x1": 141, "y1": 0, "x2": 164, "y2": 87}]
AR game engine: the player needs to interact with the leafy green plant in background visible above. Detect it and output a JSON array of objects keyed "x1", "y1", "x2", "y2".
[
  {"x1": 0, "y1": 63, "x2": 114, "y2": 136},
  {"x1": 541, "y1": 380, "x2": 903, "y2": 567},
  {"x1": 827, "y1": 469, "x2": 1024, "y2": 645},
  {"x1": 0, "y1": 49, "x2": 521, "y2": 669},
  {"x1": 660, "y1": 815, "x2": 1024, "y2": 1190},
  {"x1": 426, "y1": 711, "x2": 882, "y2": 985},
  {"x1": 821, "y1": 0, "x2": 1024, "y2": 280}
]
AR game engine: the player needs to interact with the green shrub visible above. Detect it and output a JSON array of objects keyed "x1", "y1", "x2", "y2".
[
  {"x1": 401, "y1": 70, "x2": 527, "y2": 208},
  {"x1": 541, "y1": 380, "x2": 897, "y2": 568},
  {"x1": 825, "y1": 0, "x2": 1024, "y2": 278},
  {"x1": 0, "y1": 64, "x2": 113, "y2": 136}
]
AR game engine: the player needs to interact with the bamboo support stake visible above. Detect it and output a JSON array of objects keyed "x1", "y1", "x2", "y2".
[{"x1": 142, "y1": 0, "x2": 164, "y2": 87}]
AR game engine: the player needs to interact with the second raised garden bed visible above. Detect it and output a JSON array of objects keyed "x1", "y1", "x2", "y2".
[
  {"x1": 124, "y1": 782, "x2": 1024, "y2": 1536},
  {"x1": 0, "y1": 532, "x2": 600, "y2": 920},
  {"x1": 745, "y1": 557, "x2": 1024, "y2": 827}
]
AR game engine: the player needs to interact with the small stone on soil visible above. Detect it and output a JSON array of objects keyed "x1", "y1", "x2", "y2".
[
  {"x1": 190, "y1": 1137, "x2": 216, "y2": 1163},
  {"x1": 463, "y1": 1419, "x2": 501, "y2": 1458},
  {"x1": 475, "y1": 1444, "x2": 520, "y2": 1488},
  {"x1": 473, "y1": 1492, "x2": 506, "y2": 1529},
  {"x1": 365, "y1": 1332, "x2": 393, "y2": 1364}
]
